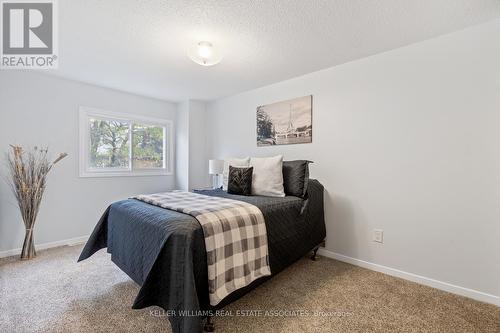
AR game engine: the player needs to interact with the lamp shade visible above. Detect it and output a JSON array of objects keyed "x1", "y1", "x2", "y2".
[{"x1": 208, "y1": 159, "x2": 224, "y2": 175}]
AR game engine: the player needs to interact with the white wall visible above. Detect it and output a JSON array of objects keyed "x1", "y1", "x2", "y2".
[
  {"x1": 175, "y1": 100, "x2": 209, "y2": 190},
  {"x1": 187, "y1": 101, "x2": 209, "y2": 190},
  {"x1": 0, "y1": 71, "x2": 177, "y2": 253},
  {"x1": 206, "y1": 20, "x2": 500, "y2": 299},
  {"x1": 175, "y1": 101, "x2": 190, "y2": 190}
]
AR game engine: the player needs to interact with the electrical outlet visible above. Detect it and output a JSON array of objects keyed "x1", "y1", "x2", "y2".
[{"x1": 373, "y1": 229, "x2": 383, "y2": 243}]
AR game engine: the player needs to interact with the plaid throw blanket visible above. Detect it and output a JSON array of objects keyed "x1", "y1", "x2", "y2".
[{"x1": 133, "y1": 191, "x2": 271, "y2": 305}]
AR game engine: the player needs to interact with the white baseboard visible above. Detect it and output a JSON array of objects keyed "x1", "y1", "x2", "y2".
[
  {"x1": 0, "y1": 235, "x2": 89, "y2": 259},
  {"x1": 318, "y1": 248, "x2": 500, "y2": 307}
]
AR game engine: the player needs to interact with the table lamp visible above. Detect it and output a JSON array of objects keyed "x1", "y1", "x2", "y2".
[{"x1": 208, "y1": 159, "x2": 224, "y2": 189}]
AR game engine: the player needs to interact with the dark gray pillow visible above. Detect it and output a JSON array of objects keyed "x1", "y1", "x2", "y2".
[
  {"x1": 282, "y1": 160, "x2": 312, "y2": 198},
  {"x1": 228, "y1": 166, "x2": 253, "y2": 196}
]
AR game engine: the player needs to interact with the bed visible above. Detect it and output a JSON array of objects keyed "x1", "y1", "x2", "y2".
[{"x1": 78, "y1": 179, "x2": 326, "y2": 333}]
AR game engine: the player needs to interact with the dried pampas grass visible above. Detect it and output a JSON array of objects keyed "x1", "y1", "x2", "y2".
[{"x1": 6, "y1": 145, "x2": 67, "y2": 259}]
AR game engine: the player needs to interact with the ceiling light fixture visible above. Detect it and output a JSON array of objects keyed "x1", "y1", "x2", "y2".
[{"x1": 188, "y1": 41, "x2": 222, "y2": 66}]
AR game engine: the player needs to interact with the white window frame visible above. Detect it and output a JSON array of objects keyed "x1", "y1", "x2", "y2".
[{"x1": 79, "y1": 106, "x2": 174, "y2": 177}]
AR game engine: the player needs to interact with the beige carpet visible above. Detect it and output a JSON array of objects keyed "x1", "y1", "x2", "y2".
[{"x1": 0, "y1": 245, "x2": 498, "y2": 333}]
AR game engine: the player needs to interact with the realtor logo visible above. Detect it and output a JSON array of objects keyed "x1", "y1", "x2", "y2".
[{"x1": 1, "y1": 0, "x2": 58, "y2": 69}]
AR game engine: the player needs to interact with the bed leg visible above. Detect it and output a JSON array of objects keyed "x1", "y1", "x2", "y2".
[
  {"x1": 204, "y1": 315, "x2": 215, "y2": 332},
  {"x1": 311, "y1": 240, "x2": 325, "y2": 261},
  {"x1": 311, "y1": 246, "x2": 320, "y2": 261}
]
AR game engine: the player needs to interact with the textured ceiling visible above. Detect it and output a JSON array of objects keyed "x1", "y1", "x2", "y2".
[{"x1": 52, "y1": 0, "x2": 500, "y2": 101}]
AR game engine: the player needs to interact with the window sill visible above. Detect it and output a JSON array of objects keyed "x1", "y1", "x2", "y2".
[{"x1": 79, "y1": 170, "x2": 173, "y2": 178}]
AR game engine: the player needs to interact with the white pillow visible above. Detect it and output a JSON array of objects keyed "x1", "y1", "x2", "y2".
[
  {"x1": 222, "y1": 157, "x2": 250, "y2": 190},
  {"x1": 250, "y1": 155, "x2": 285, "y2": 197}
]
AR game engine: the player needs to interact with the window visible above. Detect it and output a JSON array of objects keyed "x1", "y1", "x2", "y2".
[{"x1": 79, "y1": 107, "x2": 173, "y2": 177}]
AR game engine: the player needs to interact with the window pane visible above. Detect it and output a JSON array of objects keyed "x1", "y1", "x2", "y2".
[
  {"x1": 132, "y1": 124, "x2": 164, "y2": 169},
  {"x1": 89, "y1": 119, "x2": 130, "y2": 168}
]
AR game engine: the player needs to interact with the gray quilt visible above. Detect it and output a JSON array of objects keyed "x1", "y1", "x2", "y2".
[
  {"x1": 133, "y1": 191, "x2": 272, "y2": 306},
  {"x1": 78, "y1": 179, "x2": 326, "y2": 333}
]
